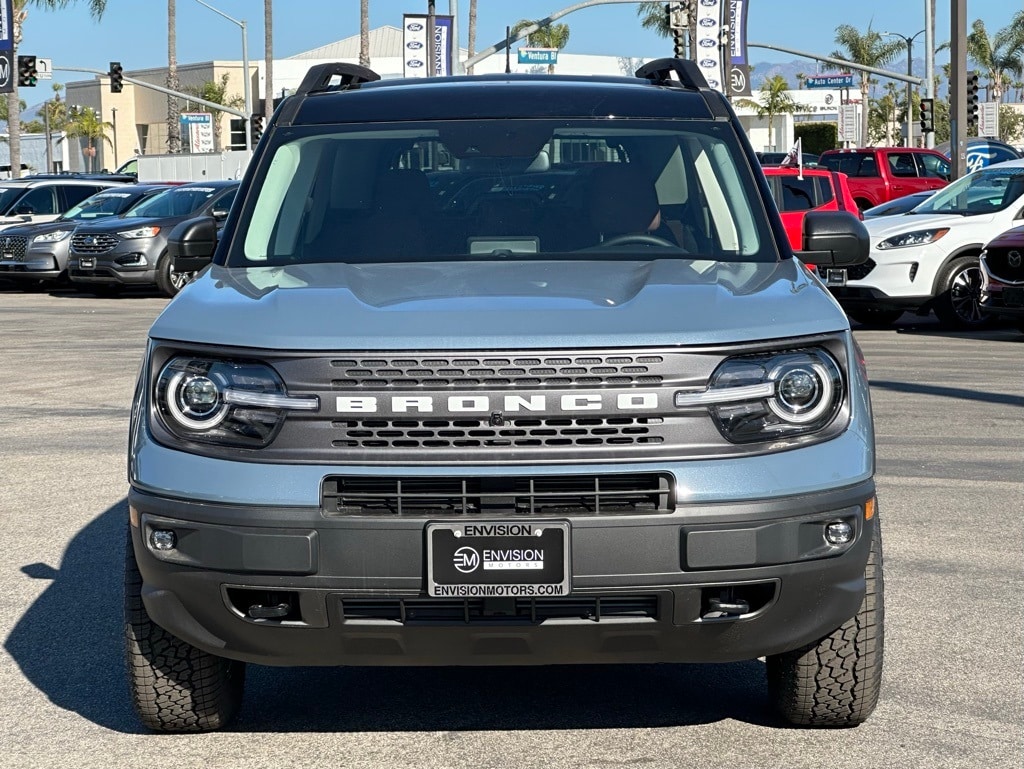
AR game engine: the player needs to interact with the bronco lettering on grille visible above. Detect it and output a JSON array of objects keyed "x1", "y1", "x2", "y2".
[{"x1": 335, "y1": 392, "x2": 659, "y2": 414}]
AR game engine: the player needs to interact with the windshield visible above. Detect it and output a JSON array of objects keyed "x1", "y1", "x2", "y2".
[
  {"x1": 124, "y1": 186, "x2": 223, "y2": 218},
  {"x1": 61, "y1": 190, "x2": 144, "y2": 220},
  {"x1": 232, "y1": 119, "x2": 776, "y2": 267},
  {"x1": 914, "y1": 166, "x2": 1024, "y2": 216}
]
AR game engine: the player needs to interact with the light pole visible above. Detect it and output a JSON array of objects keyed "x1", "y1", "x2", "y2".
[
  {"x1": 193, "y1": 0, "x2": 251, "y2": 151},
  {"x1": 111, "y1": 106, "x2": 118, "y2": 169},
  {"x1": 884, "y1": 30, "x2": 925, "y2": 147}
]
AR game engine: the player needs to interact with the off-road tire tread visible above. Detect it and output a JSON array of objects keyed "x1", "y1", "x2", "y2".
[
  {"x1": 767, "y1": 518, "x2": 884, "y2": 727},
  {"x1": 124, "y1": 531, "x2": 244, "y2": 732}
]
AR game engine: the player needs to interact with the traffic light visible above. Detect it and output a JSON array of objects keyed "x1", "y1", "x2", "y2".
[
  {"x1": 250, "y1": 114, "x2": 264, "y2": 143},
  {"x1": 967, "y1": 71, "x2": 979, "y2": 129},
  {"x1": 17, "y1": 55, "x2": 37, "y2": 87},
  {"x1": 109, "y1": 61, "x2": 124, "y2": 93},
  {"x1": 919, "y1": 97, "x2": 934, "y2": 133},
  {"x1": 666, "y1": 3, "x2": 686, "y2": 58}
]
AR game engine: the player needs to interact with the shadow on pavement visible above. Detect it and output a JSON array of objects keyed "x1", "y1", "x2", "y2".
[
  {"x1": 7, "y1": 499, "x2": 780, "y2": 734},
  {"x1": 869, "y1": 379, "x2": 1024, "y2": 408}
]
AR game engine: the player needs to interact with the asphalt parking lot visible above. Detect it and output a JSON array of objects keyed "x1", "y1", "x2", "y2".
[{"x1": 1, "y1": 287, "x2": 1021, "y2": 769}]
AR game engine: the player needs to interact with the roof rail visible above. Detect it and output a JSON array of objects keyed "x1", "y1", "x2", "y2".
[
  {"x1": 295, "y1": 63, "x2": 381, "y2": 97},
  {"x1": 635, "y1": 58, "x2": 708, "y2": 90}
]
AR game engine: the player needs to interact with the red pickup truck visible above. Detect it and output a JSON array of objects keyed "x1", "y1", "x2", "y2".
[{"x1": 818, "y1": 147, "x2": 950, "y2": 211}]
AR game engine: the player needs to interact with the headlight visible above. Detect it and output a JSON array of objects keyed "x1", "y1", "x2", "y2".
[
  {"x1": 32, "y1": 229, "x2": 72, "y2": 244},
  {"x1": 674, "y1": 349, "x2": 843, "y2": 443},
  {"x1": 155, "y1": 357, "x2": 318, "y2": 448},
  {"x1": 876, "y1": 228, "x2": 949, "y2": 250},
  {"x1": 118, "y1": 226, "x2": 161, "y2": 239}
]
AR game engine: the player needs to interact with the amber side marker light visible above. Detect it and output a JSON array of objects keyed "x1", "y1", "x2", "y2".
[
  {"x1": 865, "y1": 497, "x2": 876, "y2": 520},
  {"x1": 129, "y1": 505, "x2": 140, "y2": 528}
]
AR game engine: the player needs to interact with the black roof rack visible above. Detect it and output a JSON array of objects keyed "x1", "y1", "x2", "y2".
[
  {"x1": 635, "y1": 58, "x2": 708, "y2": 90},
  {"x1": 294, "y1": 63, "x2": 381, "y2": 97}
]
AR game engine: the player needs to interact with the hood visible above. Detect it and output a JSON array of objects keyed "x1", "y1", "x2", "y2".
[
  {"x1": 986, "y1": 224, "x2": 1024, "y2": 249},
  {"x1": 150, "y1": 259, "x2": 848, "y2": 350},
  {"x1": 864, "y1": 211, "x2": 994, "y2": 240},
  {"x1": 74, "y1": 215, "x2": 182, "y2": 233},
  {"x1": 0, "y1": 219, "x2": 73, "y2": 237}
]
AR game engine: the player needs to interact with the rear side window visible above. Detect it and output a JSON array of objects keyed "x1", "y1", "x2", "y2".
[
  {"x1": 60, "y1": 184, "x2": 104, "y2": 209},
  {"x1": 821, "y1": 154, "x2": 878, "y2": 178},
  {"x1": 17, "y1": 186, "x2": 58, "y2": 215}
]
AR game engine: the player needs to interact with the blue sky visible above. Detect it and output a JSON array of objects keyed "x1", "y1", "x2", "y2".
[{"x1": 17, "y1": 0, "x2": 1021, "y2": 88}]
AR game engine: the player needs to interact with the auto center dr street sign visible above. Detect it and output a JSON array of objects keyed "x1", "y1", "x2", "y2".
[{"x1": 806, "y1": 73, "x2": 856, "y2": 89}]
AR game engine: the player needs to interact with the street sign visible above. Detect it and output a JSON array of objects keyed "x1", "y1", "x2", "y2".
[
  {"x1": 179, "y1": 112, "x2": 214, "y2": 153},
  {"x1": 838, "y1": 103, "x2": 860, "y2": 144},
  {"x1": 36, "y1": 57, "x2": 51, "y2": 80},
  {"x1": 979, "y1": 102, "x2": 999, "y2": 139},
  {"x1": 518, "y1": 48, "x2": 557, "y2": 65},
  {"x1": 806, "y1": 73, "x2": 855, "y2": 89}
]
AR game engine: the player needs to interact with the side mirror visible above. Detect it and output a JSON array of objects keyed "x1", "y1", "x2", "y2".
[
  {"x1": 797, "y1": 211, "x2": 869, "y2": 267},
  {"x1": 169, "y1": 215, "x2": 218, "y2": 273},
  {"x1": 211, "y1": 207, "x2": 230, "y2": 221}
]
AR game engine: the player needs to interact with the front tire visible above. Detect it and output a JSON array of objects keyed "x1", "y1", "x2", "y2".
[
  {"x1": 155, "y1": 251, "x2": 194, "y2": 298},
  {"x1": 933, "y1": 256, "x2": 990, "y2": 329},
  {"x1": 767, "y1": 517, "x2": 884, "y2": 727},
  {"x1": 125, "y1": 531, "x2": 245, "y2": 732}
]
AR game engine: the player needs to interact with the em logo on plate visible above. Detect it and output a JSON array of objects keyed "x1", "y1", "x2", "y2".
[{"x1": 453, "y1": 546, "x2": 480, "y2": 573}]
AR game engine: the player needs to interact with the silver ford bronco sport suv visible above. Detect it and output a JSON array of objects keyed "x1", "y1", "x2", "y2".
[{"x1": 126, "y1": 61, "x2": 882, "y2": 732}]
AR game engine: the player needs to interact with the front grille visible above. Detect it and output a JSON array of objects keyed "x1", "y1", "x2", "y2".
[
  {"x1": 322, "y1": 473, "x2": 674, "y2": 516},
  {"x1": 985, "y1": 248, "x2": 1024, "y2": 284},
  {"x1": 821, "y1": 258, "x2": 875, "y2": 281},
  {"x1": 0, "y1": 235, "x2": 27, "y2": 261},
  {"x1": 70, "y1": 232, "x2": 119, "y2": 254},
  {"x1": 331, "y1": 354, "x2": 667, "y2": 389},
  {"x1": 332, "y1": 416, "x2": 666, "y2": 450},
  {"x1": 341, "y1": 595, "x2": 659, "y2": 624}
]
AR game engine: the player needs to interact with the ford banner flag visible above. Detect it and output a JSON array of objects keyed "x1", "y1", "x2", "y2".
[
  {"x1": 403, "y1": 14, "x2": 453, "y2": 78},
  {"x1": 695, "y1": 0, "x2": 723, "y2": 94}
]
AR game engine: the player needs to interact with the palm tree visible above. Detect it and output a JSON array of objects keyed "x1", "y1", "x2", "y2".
[
  {"x1": 735, "y1": 75, "x2": 806, "y2": 148},
  {"x1": 466, "y1": 0, "x2": 477, "y2": 75},
  {"x1": 637, "y1": 1, "x2": 694, "y2": 58},
  {"x1": 511, "y1": 19, "x2": 570, "y2": 74},
  {"x1": 264, "y1": 0, "x2": 273, "y2": 118},
  {"x1": 967, "y1": 11, "x2": 1024, "y2": 103},
  {"x1": 167, "y1": 0, "x2": 180, "y2": 152},
  {"x1": 832, "y1": 24, "x2": 904, "y2": 147},
  {"x1": 183, "y1": 74, "x2": 244, "y2": 150},
  {"x1": 63, "y1": 106, "x2": 112, "y2": 172},
  {"x1": 7, "y1": 0, "x2": 107, "y2": 178},
  {"x1": 359, "y1": 0, "x2": 369, "y2": 67}
]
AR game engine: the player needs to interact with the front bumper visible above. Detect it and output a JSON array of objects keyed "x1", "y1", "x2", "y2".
[
  {"x1": 68, "y1": 239, "x2": 164, "y2": 285},
  {"x1": 0, "y1": 243, "x2": 70, "y2": 280},
  {"x1": 129, "y1": 479, "x2": 876, "y2": 667}
]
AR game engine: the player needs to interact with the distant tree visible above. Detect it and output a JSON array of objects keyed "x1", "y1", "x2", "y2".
[
  {"x1": 999, "y1": 104, "x2": 1024, "y2": 144},
  {"x1": 735, "y1": 75, "x2": 806, "y2": 148},
  {"x1": 511, "y1": 19, "x2": 570, "y2": 74},
  {"x1": 63, "y1": 106, "x2": 113, "y2": 172},
  {"x1": 967, "y1": 11, "x2": 1024, "y2": 102},
  {"x1": 183, "y1": 74, "x2": 245, "y2": 150},
  {"x1": 832, "y1": 24, "x2": 904, "y2": 147},
  {"x1": 359, "y1": 0, "x2": 369, "y2": 67},
  {"x1": 167, "y1": 0, "x2": 180, "y2": 152},
  {"x1": 636, "y1": 0, "x2": 694, "y2": 57},
  {"x1": 7, "y1": 1, "x2": 108, "y2": 178},
  {"x1": 264, "y1": 0, "x2": 273, "y2": 117},
  {"x1": 466, "y1": 0, "x2": 477, "y2": 74}
]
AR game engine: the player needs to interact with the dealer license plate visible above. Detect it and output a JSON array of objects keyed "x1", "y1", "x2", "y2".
[
  {"x1": 1003, "y1": 286, "x2": 1024, "y2": 308},
  {"x1": 426, "y1": 521, "x2": 570, "y2": 598},
  {"x1": 79, "y1": 257, "x2": 95, "y2": 269}
]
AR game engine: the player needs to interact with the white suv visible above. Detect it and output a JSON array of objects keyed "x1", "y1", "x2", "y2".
[{"x1": 827, "y1": 158, "x2": 1024, "y2": 328}]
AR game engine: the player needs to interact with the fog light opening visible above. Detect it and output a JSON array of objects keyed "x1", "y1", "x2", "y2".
[
  {"x1": 149, "y1": 528, "x2": 177, "y2": 551},
  {"x1": 824, "y1": 520, "x2": 853, "y2": 546}
]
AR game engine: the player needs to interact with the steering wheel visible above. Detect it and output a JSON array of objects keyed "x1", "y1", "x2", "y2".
[{"x1": 599, "y1": 233, "x2": 676, "y2": 248}]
